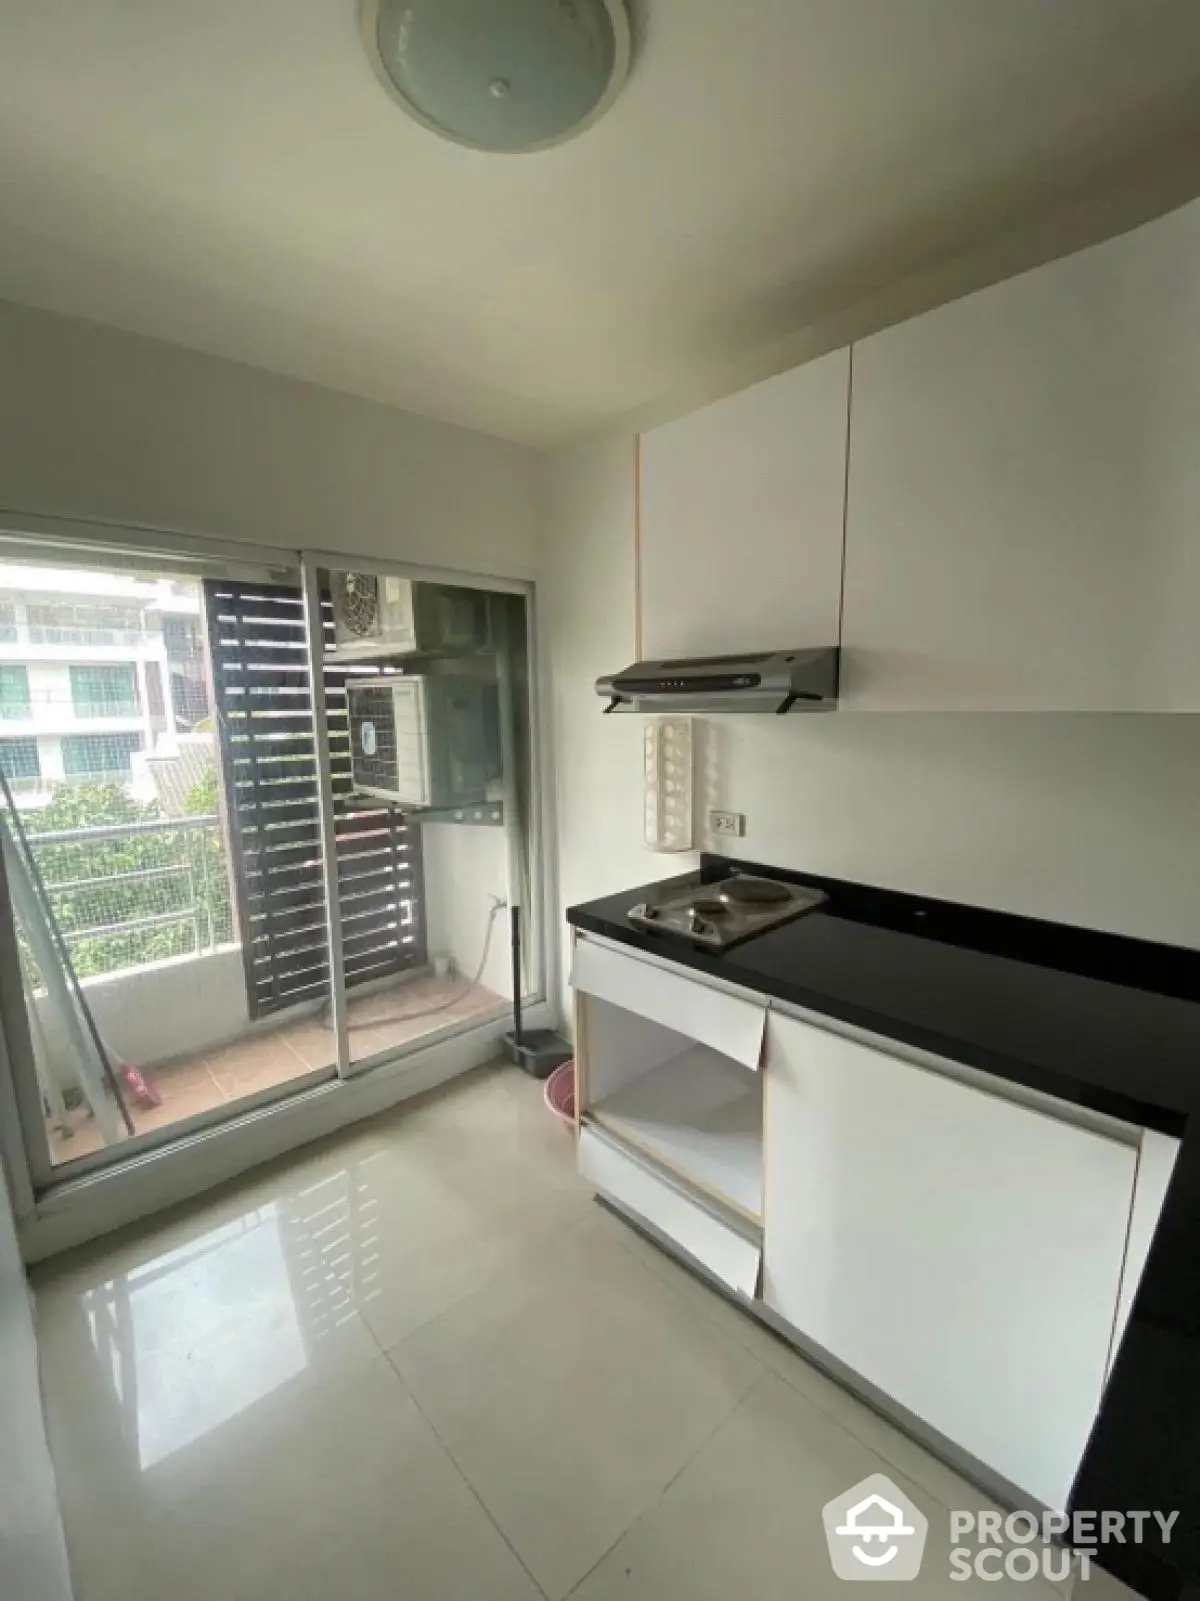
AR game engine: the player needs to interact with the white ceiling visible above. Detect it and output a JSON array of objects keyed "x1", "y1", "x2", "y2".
[{"x1": 2, "y1": 1, "x2": 1200, "y2": 445}]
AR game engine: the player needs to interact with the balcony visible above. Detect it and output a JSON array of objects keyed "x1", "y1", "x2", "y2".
[
  {"x1": 5, "y1": 565, "x2": 520, "y2": 1175},
  {"x1": 21, "y1": 812, "x2": 504, "y2": 1167}
]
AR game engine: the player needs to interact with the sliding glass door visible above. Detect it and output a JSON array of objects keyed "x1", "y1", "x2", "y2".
[
  {"x1": 0, "y1": 543, "x2": 337, "y2": 1181},
  {"x1": 0, "y1": 526, "x2": 541, "y2": 1197},
  {"x1": 311, "y1": 560, "x2": 537, "y2": 1074}
]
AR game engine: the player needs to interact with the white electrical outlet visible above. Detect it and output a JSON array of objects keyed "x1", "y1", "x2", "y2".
[{"x1": 709, "y1": 809, "x2": 746, "y2": 838}]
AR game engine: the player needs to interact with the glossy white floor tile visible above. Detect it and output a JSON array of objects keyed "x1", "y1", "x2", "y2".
[
  {"x1": 47, "y1": 1346, "x2": 540, "y2": 1601},
  {"x1": 571, "y1": 1372, "x2": 1060, "y2": 1601},
  {"x1": 588, "y1": 1204, "x2": 1010, "y2": 1517},
  {"x1": 390, "y1": 1213, "x2": 763, "y2": 1599},
  {"x1": 32, "y1": 1062, "x2": 1118, "y2": 1601}
]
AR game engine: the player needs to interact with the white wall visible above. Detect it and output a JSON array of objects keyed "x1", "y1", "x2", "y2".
[
  {"x1": 0, "y1": 293, "x2": 538, "y2": 997},
  {"x1": 538, "y1": 432, "x2": 1200, "y2": 1021},
  {"x1": 0, "y1": 1155, "x2": 73, "y2": 1601},
  {"x1": 34, "y1": 946, "x2": 251, "y2": 1086},
  {"x1": 540, "y1": 435, "x2": 653, "y2": 1012},
  {"x1": 0, "y1": 299, "x2": 538, "y2": 578},
  {"x1": 0, "y1": 299, "x2": 540, "y2": 1031},
  {"x1": 421, "y1": 823, "x2": 511, "y2": 999}
]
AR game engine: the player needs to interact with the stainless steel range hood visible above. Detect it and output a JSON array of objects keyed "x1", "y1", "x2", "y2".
[{"x1": 595, "y1": 648, "x2": 839, "y2": 714}]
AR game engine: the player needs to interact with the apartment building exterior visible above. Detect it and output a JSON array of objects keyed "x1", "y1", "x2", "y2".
[{"x1": 0, "y1": 566, "x2": 208, "y2": 805}]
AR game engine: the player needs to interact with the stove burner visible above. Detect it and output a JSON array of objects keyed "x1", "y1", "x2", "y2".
[
  {"x1": 625, "y1": 875, "x2": 826, "y2": 950},
  {"x1": 719, "y1": 875, "x2": 792, "y2": 906}
]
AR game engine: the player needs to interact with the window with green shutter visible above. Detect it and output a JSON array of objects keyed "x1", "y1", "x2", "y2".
[
  {"x1": 0, "y1": 737, "x2": 40, "y2": 784},
  {"x1": 60, "y1": 732, "x2": 143, "y2": 778},
  {"x1": 69, "y1": 664, "x2": 139, "y2": 719},
  {"x1": 0, "y1": 665, "x2": 30, "y2": 720}
]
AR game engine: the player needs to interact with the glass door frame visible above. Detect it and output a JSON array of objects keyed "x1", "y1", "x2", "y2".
[
  {"x1": 0, "y1": 515, "x2": 548, "y2": 1211},
  {"x1": 299, "y1": 548, "x2": 546, "y2": 1082},
  {"x1": 0, "y1": 515, "x2": 333, "y2": 1194}
]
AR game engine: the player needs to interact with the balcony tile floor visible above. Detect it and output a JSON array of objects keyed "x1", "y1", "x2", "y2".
[
  {"x1": 31, "y1": 1063, "x2": 1132, "y2": 1601},
  {"x1": 46, "y1": 974, "x2": 506, "y2": 1166}
]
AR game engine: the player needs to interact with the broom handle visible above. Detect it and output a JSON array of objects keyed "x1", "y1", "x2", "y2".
[
  {"x1": 510, "y1": 904, "x2": 523, "y2": 1046},
  {"x1": 0, "y1": 768, "x2": 134, "y2": 1135}
]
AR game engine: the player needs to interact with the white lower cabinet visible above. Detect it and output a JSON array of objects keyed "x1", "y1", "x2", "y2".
[
  {"x1": 761, "y1": 1011, "x2": 1137, "y2": 1511},
  {"x1": 572, "y1": 936, "x2": 767, "y2": 1294},
  {"x1": 572, "y1": 935, "x2": 767, "y2": 1223},
  {"x1": 579, "y1": 1125, "x2": 762, "y2": 1298}
]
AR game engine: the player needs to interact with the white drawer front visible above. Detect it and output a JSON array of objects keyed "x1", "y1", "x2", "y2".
[
  {"x1": 579, "y1": 1125, "x2": 761, "y2": 1297},
  {"x1": 571, "y1": 936, "x2": 766, "y2": 1071}
]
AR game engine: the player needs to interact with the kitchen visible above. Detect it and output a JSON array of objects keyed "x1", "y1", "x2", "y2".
[
  {"x1": 549, "y1": 192, "x2": 1200, "y2": 1600},
  {"x1": 5, "y1": 7, "x2": 1200, "y2": 1601}
]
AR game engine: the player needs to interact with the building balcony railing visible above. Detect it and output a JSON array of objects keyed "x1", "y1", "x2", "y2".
[
  {"x1": 23, "y1": 813, "x2": 235, "y2": 981},
  {"x1": 72, "y1": 699, "x2": 142, "y2": 719},
  {"x1": 27, "y1": 626, "x2": 148, "y2": 647},
  {"x1": 55, "y1": 769, "x2": 140, "y2": 788}
]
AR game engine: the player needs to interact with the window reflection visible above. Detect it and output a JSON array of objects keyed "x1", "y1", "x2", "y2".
[{"x1": 74, "y1": 1156, "x2": 385, "y2": 1472}]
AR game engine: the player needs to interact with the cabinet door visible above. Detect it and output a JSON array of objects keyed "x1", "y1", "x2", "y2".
[
  {"x1": 762, "y1": 1013, "x2": 1136, "y2": 1509},
  {"x1": 841, "y1": 199, "x2": 1200, "y2": 709},
  {"x1": 640, "y1": 350, "x2": 849, "y2": 658}
]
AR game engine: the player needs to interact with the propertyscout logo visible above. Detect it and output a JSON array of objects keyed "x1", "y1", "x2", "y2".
[
  {"x1": 823, "y1": 1475, "x2": 928, "y2": 1580},
  {"x1": 822, "y1": 1475, "x2": 1181, "y2": 1583}
]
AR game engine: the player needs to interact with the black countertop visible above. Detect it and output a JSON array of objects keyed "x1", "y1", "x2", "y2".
[{"x1": 567, "y1": 855, "x2": 1200, "y2": 1599}]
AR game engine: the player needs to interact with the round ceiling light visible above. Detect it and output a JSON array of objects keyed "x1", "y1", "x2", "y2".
[{"x1": 361, "y1": 0, "x2": 632, "y2": 153}]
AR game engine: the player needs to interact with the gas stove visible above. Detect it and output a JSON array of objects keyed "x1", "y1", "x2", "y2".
[{"x1": 627, "y1": 873, "x2": 827, "y2": 951}]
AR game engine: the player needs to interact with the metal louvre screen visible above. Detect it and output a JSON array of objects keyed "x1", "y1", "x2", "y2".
[{"x1": 204, "y1": 579, "x2": 425, "y2": 1019}]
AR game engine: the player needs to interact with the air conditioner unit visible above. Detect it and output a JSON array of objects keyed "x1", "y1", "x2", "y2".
[
  {"x1": 330, "y1": 572, "x2": 490, "y2": 661},
  {"x1": 346, "y1": 676, "x2": 500, "y2": 810}
]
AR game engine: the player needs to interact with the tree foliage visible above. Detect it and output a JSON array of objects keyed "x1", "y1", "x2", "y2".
[{"x1": 27, "y1": 779, "x2": 233, "y2": 979}]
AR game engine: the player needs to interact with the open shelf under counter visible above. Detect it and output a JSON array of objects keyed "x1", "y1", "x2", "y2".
[{"x1": 587, "y1": 1043, "x2": 763, "y2": 1222}]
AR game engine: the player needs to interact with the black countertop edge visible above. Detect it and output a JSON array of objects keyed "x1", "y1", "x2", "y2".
[
  {"x1": 567, "y1": 856, "x2": 1200, "y2": 1599},
  {"x1": 567, "y1": 857, "x2": 1195, "y2": 1138},
  {"x1": 569, "y1": 904, "x2": 1183, "y2": 1137}
]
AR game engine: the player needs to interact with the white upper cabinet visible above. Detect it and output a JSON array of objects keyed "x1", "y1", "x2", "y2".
[
  {"x1": 841, "y1": 200, "x2": 1200, "y2": 710},
  {"x1": 639, "y1": 350, "x2": 850, "y2": 659}
]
